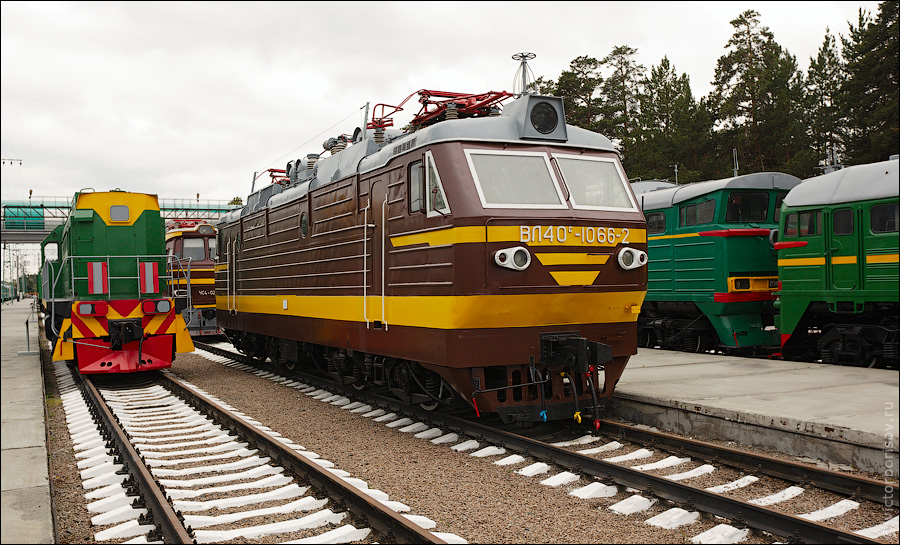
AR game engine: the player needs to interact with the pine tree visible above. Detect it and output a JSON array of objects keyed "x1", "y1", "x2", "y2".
[
  {"x1": 601, "y1": 45, "x2": 646, "y2": 156},
  {"x1": 629, "y1": 57, "x2": 711, "y2": 182},
  {"x1": 805, "y1": 29, "x2": 845, "y2": 169},
  {"x1": 839, "y1": 1, "x2": 899, "y2": 165},
  {"x1": 711, "y1": 10, "x2": 809, "y2": 176},
  {"x1": 553, "y1": 56, "x2": 603, "y2": 131}
]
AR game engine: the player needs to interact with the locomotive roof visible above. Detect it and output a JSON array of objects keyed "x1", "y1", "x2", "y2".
[
  {"x1": 223, "y1": 94, "x2": 620, "y2": 224},
  {"x1": 635, "y1": 172, "x2": 802, "y2": 211},
  {"x1": 783, "y1": 158, "x2": 899, "y2": 207},
  {"x1": 630, "y1": 180, "x2": 677, "y2": 195}
]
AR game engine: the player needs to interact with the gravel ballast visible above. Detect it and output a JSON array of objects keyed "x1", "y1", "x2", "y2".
[{"x1": 44, "y1": 347, "x2": 898, "y2": 543}]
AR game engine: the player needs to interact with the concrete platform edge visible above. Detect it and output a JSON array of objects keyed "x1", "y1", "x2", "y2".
[
  {"x1": 1, "y1": 299, "x2": 56, "y2": 544},
  {"x1": 609, "y1": 393, "x2": 895, "y2": 475}
]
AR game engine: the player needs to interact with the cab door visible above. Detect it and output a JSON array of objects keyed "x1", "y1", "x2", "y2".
[{"x1": 828, "y1": 207, "x2": 860, "y2": 291}]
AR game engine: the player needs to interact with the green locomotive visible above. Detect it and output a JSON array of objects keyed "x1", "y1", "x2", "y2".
[
  {"x1": 39, "y1": 189, "x2": 195, "y2": 373},
  {"x1": 632, "y1": 173, "x2": 802, "y2": 353},
  {"x1": 775, "y1": 158, "x2": 899, "y2": 367}
]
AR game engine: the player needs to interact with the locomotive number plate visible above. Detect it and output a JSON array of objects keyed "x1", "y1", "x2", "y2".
[{"x1": 519, "y1": 225, "x2": 631, "y2": 246}]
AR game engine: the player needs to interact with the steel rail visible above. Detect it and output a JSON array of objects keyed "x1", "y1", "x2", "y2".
[
  {"x1": 438, "y1": 415, "x2": 887, "y2": 545},
  {"x1": 159, "y1": 370, "x2": 444, "y2": 544},
  {"x1": 194, "y1": 341, "x2": 889, "y2": 545},
  {"x1": 597, "y1": 420, "x2": 894, "y2": 504},
  {"x1": 80, "y1": 375, "x2": 194, "y2": 544}
]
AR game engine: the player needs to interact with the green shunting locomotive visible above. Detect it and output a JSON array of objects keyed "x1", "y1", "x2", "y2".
[
  {"x1": 775, "y1": 158, "x2": 898, "y2": 367},
  {"x1": 39, "y1": 189, "x2": 195, "y2": 374},
  {"x1": 632, "y1": 172, "x2": 802, "y2": 355}
]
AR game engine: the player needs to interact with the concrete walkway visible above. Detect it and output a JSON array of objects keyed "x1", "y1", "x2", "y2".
[{"x1": 1, "y1": 297, "x2": 54, "y2": 544}]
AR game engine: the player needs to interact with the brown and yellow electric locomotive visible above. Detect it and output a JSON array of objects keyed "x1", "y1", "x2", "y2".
[{"x1": 216, "y1": 89, "x2": 648, "y2": 426}]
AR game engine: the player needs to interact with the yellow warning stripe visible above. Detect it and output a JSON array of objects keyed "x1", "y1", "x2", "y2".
[
  {"x1": 779, "y1": 257, "x2": 826, "y2": 267},
  {"x1": 390, "y1": 225, "x2": 646, "y2": 248},
  {"x1": 867, "y1": 254, "x2": 899, "y2": 264},
  {"x1": 170, "y1": 278, "x2": 216, "y2": 286},
  {"x1": 219, "y1": 291, "x2": 646, "y2": 329},
  {"x1": 648, "y1": 233, "x2": 700, "y2": 241},
  {"x1": 549, "y1": 271, "x2": 601, "y2": 286},
  {"x1": 780, "y1": 254, "x2": 899, "y2": 266},
  {"x1": 831, "y1": 256, "x2": 857, "y2": 265},
  {"x1": 535, "y1": 253, "x2": 610, "y2": 266}
]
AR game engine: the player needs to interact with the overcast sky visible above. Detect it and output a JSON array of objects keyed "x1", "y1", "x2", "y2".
[{"x1": 1, "y1": 1, "x2": 881, "y2": 207}]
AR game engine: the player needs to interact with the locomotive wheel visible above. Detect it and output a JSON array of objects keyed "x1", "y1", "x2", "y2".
[
  {"x1": 44, "y1": 315, "x2": 58, "y2": 344},
  {"x1": 391, "y1": 362, "x2": 411, "y2": 393},
  {"x1": 351, "y1": 380, "x2": 368, "y2": 391},
  {"x1": 283, "y1": 358, "x2": 297, "y2": 371},
  {"x1": 691, "y1": 334, "x2": 704, "y2": 353},
  {"x1": 637, "y1": 329, "x2": 654, "y2": 348},
  {"x1": 264, "y1": 337, "x2": 279, "y2": 363},
  {"x1": 419, "y1": 399, "x2": 440, "y2": 411}
]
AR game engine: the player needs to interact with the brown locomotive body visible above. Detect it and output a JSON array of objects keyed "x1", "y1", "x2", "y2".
[{"x1": 216, "y1": 93, "x2": 648, "y2": 425}]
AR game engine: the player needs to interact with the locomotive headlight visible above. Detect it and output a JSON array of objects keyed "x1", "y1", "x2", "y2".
[
  {"x1": 142, "y1": 299, "x2": 172, "y2": 314},
  {"x1": 77, "y1": 302, "x2": 108, "y2": 316},
  {"x1": 617, "y1": 247, "x2": 647, "y2": 270},
  {"x1": 494, "y1": 246, "x2": 532, "y2": 271},
  {"x1": 530, "y1": 101, "x2": 559, "y2": 134}
]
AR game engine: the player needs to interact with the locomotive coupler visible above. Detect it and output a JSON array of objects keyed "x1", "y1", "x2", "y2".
[
  {"x1": 539, "y1": 332, "x2": 612, "y2": 374},
  {"x1": 109, "y1": 319, "x2": 143, "y2": 350}
]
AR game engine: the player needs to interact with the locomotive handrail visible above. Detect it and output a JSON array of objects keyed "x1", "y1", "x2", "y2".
[
  {"x1": 226, "y1": 239, "x2": 232, "y2": 313},
  {"x1": 173, "y1": 256, "x2": 194, "y2": 328},
  {"x1": 363, "y1": 201, "x2": 370, "y2": 328},
  {"x1": 228, "y1": 238, "x2": 237, "y2": 314},
  {"x1": 382, "y1": 195, "x2": 388, "y2": 330},
  {"x1": 232, "y1": 238, "x2": 236, "y2": 313},
  {"x1": 46, "y1": 254, "x2": 191, "y2": 339}
]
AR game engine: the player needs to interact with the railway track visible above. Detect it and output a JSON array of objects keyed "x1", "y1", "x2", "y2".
[
  {"x1": 53, "y1": 360, "x2": 464, "y2": 544},
  {"x1": 193, "y1": 340, "x2": 899, "y2": 544}
]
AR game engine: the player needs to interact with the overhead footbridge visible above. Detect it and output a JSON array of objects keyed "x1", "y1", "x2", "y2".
[{"x1": 2, "y1": 197, "x2": 242, "y2": 243}]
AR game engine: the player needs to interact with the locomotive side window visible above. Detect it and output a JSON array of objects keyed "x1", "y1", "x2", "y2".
[
  {"x1": 409, "y1": 160, "x2": 424, "y2": 213},
  {"x1": 44, "y1": 242, "x2": 59, "y2": 262},
  {"x1": 680, "y1": 199, "x2": 715, "y2": 226},
  {"x1": 774, "y1": 193, "x2": 786, "y2": 222},
  {"x1": 183, "y1": 238, "x2": 206, "y2": 261},
  {"x1": 465, "y1": 149, "x2": 566, "y2": 209},
  {"x1": 871, "y1": 203, "x2": 898, "y2": 233},
  {"x1": 554, "y1": 155, "x2": 636, "y2": 210},
  {"x1": 833, "y1": 208, "x2": 854, "y2": 235},
  {"x1": 725, "y1": 192, "x2": 768, "y2": 222},
  {"x1": 797, "y1": 210, "x2": 823, "y2": 236},
  {"x1": 425, "y1": 152, "x2": 451, "y2": 217},
  {"x1": 300, "y1": 211, "x2": 309, "y2": 237},
  {"x1": 646, "y1": 212, "x2": 666, "y2": 234},
  {"x1": 784, "y1": 213, "x2": 798, "y2": 236},
  {"x1": 208, "y1": 237, "x2": 217, "y2": 261}
]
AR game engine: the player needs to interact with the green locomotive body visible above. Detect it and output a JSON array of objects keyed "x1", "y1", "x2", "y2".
[
  {"x1": 775, "y1": 159, "x2": 899, "y2": 366},
  {"x1": 39, "y1": 189, "x2": 194, "y2": 373},
  {"x1": 632, "y1": 173, "x2": 801, "y2": 353}
]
